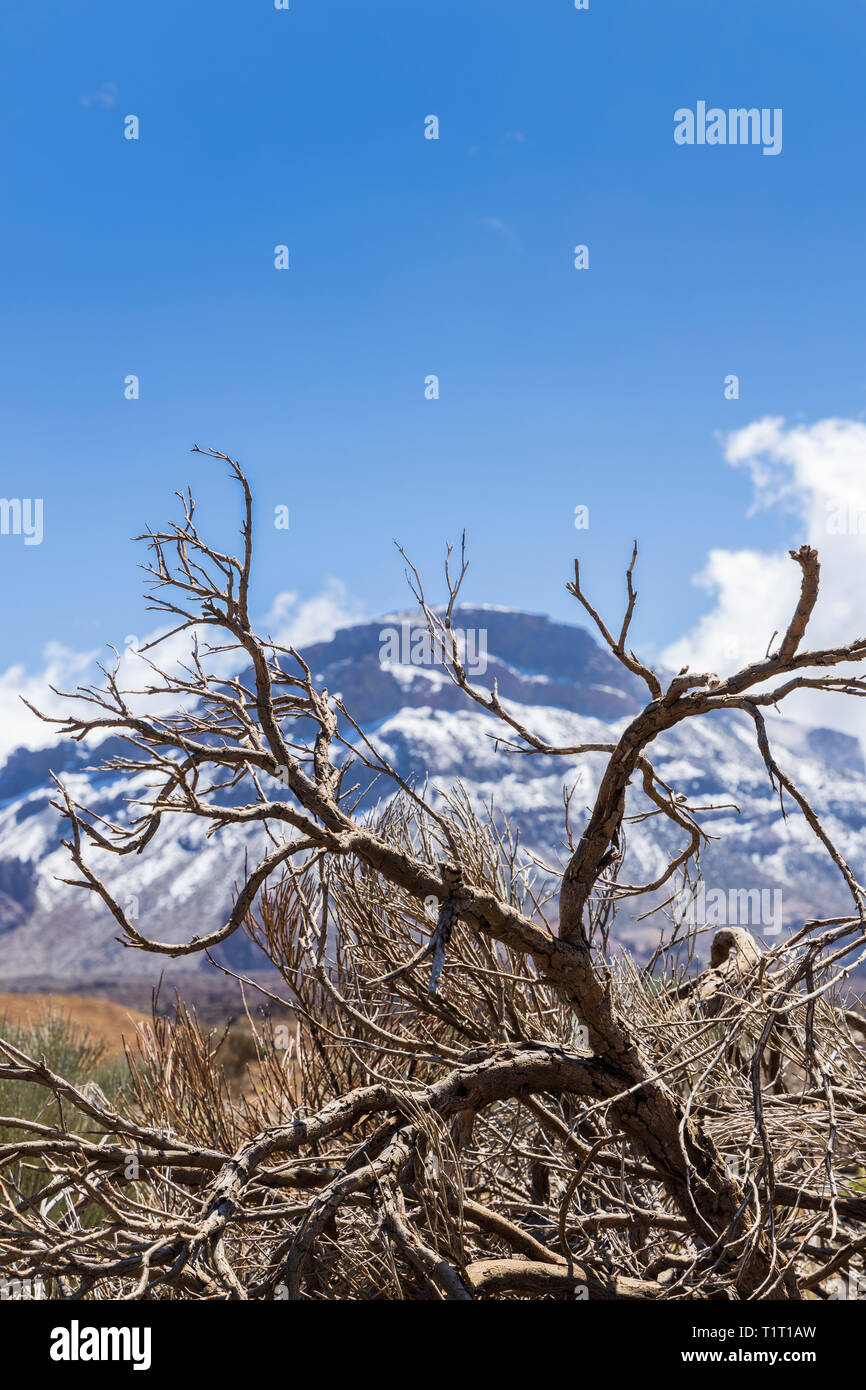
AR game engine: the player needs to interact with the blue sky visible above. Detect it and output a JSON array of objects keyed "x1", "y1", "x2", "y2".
[{"x1": 2, "y1": 0, "x2": 866, "y2": 749}]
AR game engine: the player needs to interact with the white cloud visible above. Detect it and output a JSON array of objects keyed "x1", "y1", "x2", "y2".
[
  {"x1": 662, "y1": 416, "x2": 866, "y2": 749},
  {"x1": 0, "y1": 581, "x2": 366, "y2": 762},
  {"x1": 481, "y1": 216, "x2": 520, "y2": 249},
  {"x1": 260, "y1": 578, "x2": 366, "y2": 650},
  {"x1": 0, "y1": 642, "x2": 100, "y2": 761},
  {"x1": 79, "y1": 82, "x2": 118, "y2": 109}
]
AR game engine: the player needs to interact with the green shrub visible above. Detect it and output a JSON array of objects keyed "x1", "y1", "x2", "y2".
[{"x1": 0, "y1": 1011, "x2": 130, "y2": 1213}]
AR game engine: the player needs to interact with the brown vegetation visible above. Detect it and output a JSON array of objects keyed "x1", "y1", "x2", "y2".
[{"x1": 2, "y1": 450, "x2": 866, "y2": 1300}]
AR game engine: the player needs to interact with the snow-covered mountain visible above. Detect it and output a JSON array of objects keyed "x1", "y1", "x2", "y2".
[{"x1": 1, "y1": 608, "x2": 865, "y2": 998}]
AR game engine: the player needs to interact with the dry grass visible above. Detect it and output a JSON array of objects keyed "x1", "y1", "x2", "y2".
[{"x1": 0, "y1": 993, "x2": 151, "y2": 1057}]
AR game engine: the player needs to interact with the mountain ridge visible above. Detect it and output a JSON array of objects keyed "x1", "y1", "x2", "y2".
[{"x1": 0, "y1": 607, "x2": 863, "y2": 995}]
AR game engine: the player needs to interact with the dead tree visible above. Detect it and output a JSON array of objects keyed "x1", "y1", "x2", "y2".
[{"x1": 2, "y1": 449, "x2": 866, "y2": 1301}]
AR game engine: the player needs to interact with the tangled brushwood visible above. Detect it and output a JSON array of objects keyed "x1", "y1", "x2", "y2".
[{"x1": 3, "y1": 448, "x2": 866, "y2": 1300}]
